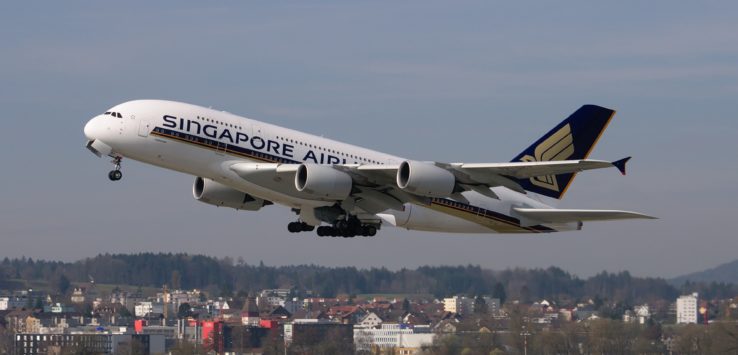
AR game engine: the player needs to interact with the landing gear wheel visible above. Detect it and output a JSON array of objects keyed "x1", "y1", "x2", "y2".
[
  {"x1": 288, "y1": 222, "x2": 301, "y2": 233},
  {"x1": 108, "y1": 157, "x2": 123, "y2": 181},
  {"x1": 317, "y1": 226, "x2": 328, "y2": 237},
  {"x1": 300, "y1": 222, "x2": 315, "y2": 232},
  {"x1": 290, "y1": 222, "x2": 316, "y2": 233},
  {"x1": 108, "y1": 170, "x2": 122, "y2": 181}
]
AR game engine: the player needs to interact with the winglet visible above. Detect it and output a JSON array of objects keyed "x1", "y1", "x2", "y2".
[{"x1": 612, "y1": 156, "x2": 631, "y2": 175}]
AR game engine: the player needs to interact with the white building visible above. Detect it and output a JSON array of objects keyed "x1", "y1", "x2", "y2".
[
  {"x1": 0, "y1": 297, "x2": 8, "y2": 310},
  {"x1": 257, "y1": 289, "x2": 291, "y2": 307},
  {"x1": 634, "y1": 304, "x2": 651, "y2": 324},
  {"x1": 70, "y1": 288, "x2": 86, "y2": 304},
  {"x1": 356, "y1": 312, "x2": 383, "y2": 329},
  {"x1": 134, "y1": 302, "x2": 164, "y2": 317},
  {"x1": 354, "y1": 323, "x2": 434, "y2": 352},
  {"x1": 677, "y1": 293, "x2": 698, "y2": 324},
  {"x1": 443, "y1": 296, "x2": 473, "y2": 314}
]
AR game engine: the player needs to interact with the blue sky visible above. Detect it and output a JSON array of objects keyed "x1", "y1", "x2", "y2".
[{"x1": 1, "y1": 2, "x2": 736, "y2": 278}]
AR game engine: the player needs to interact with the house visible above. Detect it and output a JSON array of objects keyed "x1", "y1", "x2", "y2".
[
  {"x1": 634, "y1": 304, "x2": 651, "y2": 324},
  {"x1": 268, "y1": 305, "x2": 292, "y2": 320},
  {"x1": 402, "y1": 312, "x2": 430, "y2": 326},
  {"x1": 328, "y1": 305, "x2": 367, "y2": 324},
  {"x1": 357, "y1": 312, "x2": 383, "y2": 328},
  {"x1": 4, "y1": 309, "x2": 35, "y2": 333},
  {"x1": 70, "y1": 288, "x2": 86, "y2": 304},
  {"x1": 433, "y1": 320, "x2": 458, "y2": 334},
  {"x1": 241, "y1": 297, "x2": 260, "y2": 326}
]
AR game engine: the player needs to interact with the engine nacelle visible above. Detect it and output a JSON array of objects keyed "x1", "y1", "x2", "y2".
[
  {"x1": 193, "y1": 177, "x2": 269, "y2": 211},
  {"x1": 295, "y1": 164, "x2": 352, "y2": 200},
  {"x1": 396, "y1": 160, "x2": 455, "y2": 197}
]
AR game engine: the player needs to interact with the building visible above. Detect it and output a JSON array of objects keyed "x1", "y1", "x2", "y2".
[
  {"x1": 677, "y1": 293, "x2": 699, "y2": 324},
  {"x1": 257, "y1": 289, "x2": 291, "y2": 308},
  {"x1": 483, "y1": 297, "x2": 501, "y2": 314},
  {"x1": 634, "y1": 304, "x2": 651, "y2": 324},
  {"x1": 241, "y1": 297, "x2": 260, "y2": 326},
  {"x1": 134, "y1": 302, "x2": 164, "y2": 317},
  {"x1": 284, "y1": 322, "x2": 353, "y2": 350},
  {"x1": 0, "y1": 297, "x2": 9, "y2": 310},
  {"x1": 14, "y1": 333, "x2": 164, "y2": 354},
  {"x1": 443, "y1": 296, "x2": 473, "y2": 315},
  {"x1": 354, "y1": 323, "x2": 434, "y2": 353},
  {"x1": 356, "y1": 312, "x2": 383, "y2": 329},
  {"x1": 70, "y1": 288, "x2": 86, "y2": 304}
]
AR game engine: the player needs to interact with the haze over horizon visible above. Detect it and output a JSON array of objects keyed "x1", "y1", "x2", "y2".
[{"x1": 1, "y1": 2, "x2": 736, "y2": 279}]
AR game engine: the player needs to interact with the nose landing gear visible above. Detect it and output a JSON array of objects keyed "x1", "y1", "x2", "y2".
[{"x1": 108, "y1": 157, "x2": 123, "y2": 181}]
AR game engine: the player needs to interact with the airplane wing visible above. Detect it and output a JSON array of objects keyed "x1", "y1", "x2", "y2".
[
  {"x1": 351, "y1": 157, "x2": 627, "y2": 191},
  {"x1": 230, "y1": 158, "x2": 629, "y2": 210},
  {"x1": 512, "y1": 207, "x2": 657, "y2": 226}
]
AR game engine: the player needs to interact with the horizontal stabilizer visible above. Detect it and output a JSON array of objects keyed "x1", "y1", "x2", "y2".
[{"x1": 512, "y1": 207, "x2": 656, "y2": 225}]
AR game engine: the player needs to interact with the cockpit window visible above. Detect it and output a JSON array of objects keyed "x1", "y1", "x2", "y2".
[
  {"x1": 116, "y1": 112, "x2": 122, "y2": 118},
  {"x1": 104, "y1": 111, "x2": 123, "y2": 118}
]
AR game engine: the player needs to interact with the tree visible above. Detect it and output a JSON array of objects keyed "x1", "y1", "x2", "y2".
[
  {"x1": 708, "y1": 322, "x2": 738, "y2": 354},
  {"x1": 170, "y1": 270, "x2": 181, "y2": 290},
  {"x1": 531, "y1": 329, "x2": 567, "y2": 355},
  {"x1": 672, "y1": 324, "x2": 711, "y2": 354},
  {"x1": 492, "y1": 283, "x2": 506, "y2": 305},
  {"x1": 56, "y1": 274, "x2": 71, "y2": 295},
  {"x1": 519, "y1": 285, "x2": 532, "y2": 304},
  {"x1": 0, "y1": 326, "x2": 13, "y2": 354},
  {"x1": 178, "y1": 303, "x2": 192, "y2": 319},
  {"x1": 585, "y1": 319, "x2": 636, "y2": 354},
  {"x1": 473, "y1": 296, "x2": 487, "y2": 314},
  {"x1": 423, "y1": 334, "x2": 462, "y2": 355},
  {"x1": 402, "y1": 298, "x2": 411, "y2": 312},
  {"x1": 169, "y1": 340, "x2": 206, "y2": 355}
]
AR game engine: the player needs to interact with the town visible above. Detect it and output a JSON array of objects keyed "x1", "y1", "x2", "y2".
[{"x1": 1, "y1": 255, "x2": 738, "y2": 354}]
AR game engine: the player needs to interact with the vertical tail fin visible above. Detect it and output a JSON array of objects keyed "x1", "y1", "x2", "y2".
[{"x1": 511, "y1": 105, "x2": 615, "y2": 199}]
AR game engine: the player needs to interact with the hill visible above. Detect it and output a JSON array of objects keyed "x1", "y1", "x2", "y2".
[{"x1": 671, "y1": 258, "x2": 738, "y2": 285}]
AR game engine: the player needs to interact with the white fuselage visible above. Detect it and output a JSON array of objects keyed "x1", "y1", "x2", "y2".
[{"x1": 84, "y1": 100, "x2": 577, "y2": 234}]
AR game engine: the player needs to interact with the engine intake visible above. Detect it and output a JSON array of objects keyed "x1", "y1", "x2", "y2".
[
  {"x1": 396, "y1": 160, "x2": 455, "y2": 197},
  {"x1": 295, "y1": 164, "x2": 352, "y2": 200},
  {"x1": 193, "y1": 177, "x2": 270, "y2": 211}
]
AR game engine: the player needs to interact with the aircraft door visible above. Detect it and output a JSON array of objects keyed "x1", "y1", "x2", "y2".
[
  {"x1": 216, "y1": 141, "x2": 227, "y2": 155},
  {"x1": 138, "y1": 119, "x2": 151, "y2": 137}
]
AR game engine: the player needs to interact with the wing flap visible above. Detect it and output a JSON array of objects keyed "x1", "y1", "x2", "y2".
[
  {"x1": 512, "y1": 207, "x2": 657, "y2": 224},
  {"x1": 459, "y1": 159, "x2": 616, "y2": 179}
]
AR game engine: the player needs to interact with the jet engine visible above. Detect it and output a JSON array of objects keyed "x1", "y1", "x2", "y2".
[
  {"x1": 396, "y1": 160, "x2": 455, "y2": 197},
  {"x1": 193, "y1": 177, "x2": 270, "y2": 211},
  {"x1": 295, "y1": 164, "x2": 352, "y2": 200}
]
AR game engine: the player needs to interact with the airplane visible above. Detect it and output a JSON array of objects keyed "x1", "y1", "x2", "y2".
[{"x1": 83, "y1": 100, "x2": 655, "y2": 237}]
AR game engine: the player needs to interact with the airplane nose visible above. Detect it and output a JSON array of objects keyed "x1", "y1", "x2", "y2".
[{"x1": 84, "y1": 116, "x2": 104, "y2": 140}]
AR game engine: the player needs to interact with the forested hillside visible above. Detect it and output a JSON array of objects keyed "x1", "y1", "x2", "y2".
[
  {"x1": 1, "y1": 253, "x2": 736, "y2": 303},
  {"x1": 671, "y1": 258, "x2": 738, "y2": 285}
]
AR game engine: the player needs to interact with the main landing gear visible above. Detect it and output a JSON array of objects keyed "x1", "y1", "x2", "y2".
[
  {"x1": 287, "y1": 221, "x2": 315, "y2": 233},
  {"x1": 108, "y1": 157, "x2": 123, "y2": 181},
  {"x1": 287, "y1": 218, "x2": 378, "y2": 238},
  {"x1": 316, "y1": 217, "x2": 377, "y2": 238}
]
